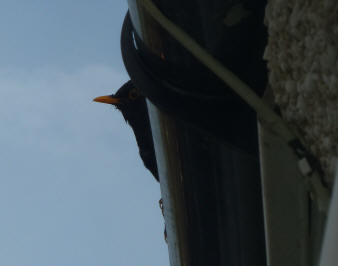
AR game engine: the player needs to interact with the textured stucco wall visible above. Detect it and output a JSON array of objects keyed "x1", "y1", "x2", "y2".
[{"x1": 264, "y1": 0, "x2": 338, "y2": 183}]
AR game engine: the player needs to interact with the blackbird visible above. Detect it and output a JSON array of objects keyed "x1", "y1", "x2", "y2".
[{"x1": 93, "y1": 80, "x2": 159, "y2": 181}]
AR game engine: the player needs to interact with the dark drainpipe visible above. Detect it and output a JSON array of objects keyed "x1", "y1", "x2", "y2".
[{"x1": 122, "y1": 1, "x2": 268, "y2": 265}]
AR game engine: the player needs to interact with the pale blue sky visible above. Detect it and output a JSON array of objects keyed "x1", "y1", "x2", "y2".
[{"x1": 0, "y1": 1, "x2": 169, "y2": 265}]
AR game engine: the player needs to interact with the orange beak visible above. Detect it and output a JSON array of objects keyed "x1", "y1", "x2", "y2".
[{"x1": 93, "y1": 95, "x2": 121, "y2": 105}]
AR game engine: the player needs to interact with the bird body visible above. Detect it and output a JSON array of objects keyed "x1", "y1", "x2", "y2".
[{"x1": 94, "y1": 80, "x2": 159, "y2": 181}]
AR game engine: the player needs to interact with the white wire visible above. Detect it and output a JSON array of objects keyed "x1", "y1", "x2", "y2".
[
  {"x1": 139, "y1": 0, "x2": 330, "y2": 211},
  {"x1": 140, "y1": 0, "x2": 295, "y2": 142}
]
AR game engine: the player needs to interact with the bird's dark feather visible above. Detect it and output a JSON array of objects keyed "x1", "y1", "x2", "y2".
[{"x1": 113, "y1": 81, "x2": 159, "y2": 181}]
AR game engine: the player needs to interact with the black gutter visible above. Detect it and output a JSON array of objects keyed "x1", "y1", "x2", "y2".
[{"x1": 121, "y1": 1, "x2": 267, "y2": 265}]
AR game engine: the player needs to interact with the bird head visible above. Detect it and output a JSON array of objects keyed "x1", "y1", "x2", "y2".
[{"x1": 93, "y1": 81, "x2": 146, "y2": 124}]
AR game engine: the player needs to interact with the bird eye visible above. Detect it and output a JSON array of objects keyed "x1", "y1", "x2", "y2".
[{"x1": 128, "y1": 88, "x2": 139, "y2": 100}]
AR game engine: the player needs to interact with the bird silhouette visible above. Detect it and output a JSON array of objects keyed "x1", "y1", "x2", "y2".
[{"x1": 93, "y1": 80, "x2": 159, "y2": 181}]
